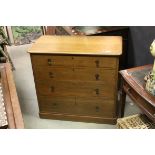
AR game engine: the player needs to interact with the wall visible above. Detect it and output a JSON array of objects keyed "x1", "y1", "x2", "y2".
[{"x1": 127, "y1": 26, "x2": 155, "y2": 67}]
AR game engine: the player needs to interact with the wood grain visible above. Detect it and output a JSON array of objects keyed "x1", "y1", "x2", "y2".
[
  {"x1": 38, "y1": 96, "x2": 115, "y2": 117},
  {"x1": 31, "y1": 54, "x2": 117, "y2": 68},
  {"x1": 4, "y1": 63, "x2": 24, "y2": 128},
  {"x1": 33, "y1": 67, "x2": 116, "y2": 83},
  {"x1": 35, "y1": 81, "x2": 115, "y2": 98},
  {"x1": 39, "y1": 112, "x2": 117, "y2": 124},
  {"x1": 28, "y1": 36, "x2": 122, "y2": 55},
  {"x1": 30, "y1": 36, "x2": 121, "y2": 124}
]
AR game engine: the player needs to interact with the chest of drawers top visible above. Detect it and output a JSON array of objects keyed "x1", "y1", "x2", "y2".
[{"x1": 28, "y1": 35, "x2": 122, "y2": 55}]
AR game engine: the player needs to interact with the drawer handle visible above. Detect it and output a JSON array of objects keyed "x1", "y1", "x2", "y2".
[
  {"x1": 50, "y1": 86, "x2": 55, "y2": 92},
  {"x1": 95, "y1": 106, "x2": 99, "y2": 112},
  {"x1": 49, "y1": 72, "x2": 54, "y2": 78},
  {"x1": 95, "y1": 74, "x2": 100, "y2": 80},
  {"x1": 48, "y1": 59, "x2": 52, "y2": 66},
  {"x1": 95, "y1": 89, "x2": 99, "y2": 95},
  {"x1": 95, "y1": 60, "x2": 99, "y2": 68}
]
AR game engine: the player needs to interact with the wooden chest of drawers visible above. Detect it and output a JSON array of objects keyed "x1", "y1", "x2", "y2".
[{"x1": 28, "y1": 36, "x2": 122, "y2": 124}]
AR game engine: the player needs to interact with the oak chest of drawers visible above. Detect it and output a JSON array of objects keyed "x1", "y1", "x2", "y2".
[{"x1": 28, "y1": 36, "x2": 122, "y2": 124}]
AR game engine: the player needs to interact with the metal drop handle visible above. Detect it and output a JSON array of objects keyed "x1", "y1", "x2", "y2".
[{"x1": 48, "y1": 59, "x2": 52, "y2": 66}]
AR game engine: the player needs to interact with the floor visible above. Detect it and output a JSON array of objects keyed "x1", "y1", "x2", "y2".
[{"x1": 7, "y1": 44, "x2": 141, "y2": 129}]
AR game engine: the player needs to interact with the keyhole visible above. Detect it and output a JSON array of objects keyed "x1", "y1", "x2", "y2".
[
  {"x1": 95, "y1": 74, "x2": 99, "y2": 80},
  {"x1": 50, "y1": 86, "x2": 55, "y2": 92},
  {"x1": 53, "y1": 103, "x2": 57, "y2": 106},
  {"x1": 95, "y1": 106, "x2": 99, "y2": 112},
  {"x1": 49, "y1": 72, "x2": 54, "y2": 78}
]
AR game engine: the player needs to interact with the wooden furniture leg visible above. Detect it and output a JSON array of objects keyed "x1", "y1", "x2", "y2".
[{"x1": 119, "y1": 79, "x2": 126, "y2": 117}]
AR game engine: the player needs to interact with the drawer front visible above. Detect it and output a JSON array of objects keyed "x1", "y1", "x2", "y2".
[
  {"x1": 31, "y1": 54, "x2": 117, "y2": 68},
  {"x1": 38, "y1": 96, "x2": 75, "y2": 114},
  {"x1": 35, "y1": 81, "x2": 115, "y2": 98},
  {"x1": 33, "y1": 67, "x2": 116, "y2": 83},
  {"x1": 76, "y1": 97, "x2": 115, "y2": 117},
  {"x1": 74, "y1": 56, "x2": 117, "y2": 68},
  {"x1": 38, "y1": 96, "x2": 115, "y2": 117},
  {"x1": 31, "y1": 55, "x2": 74, "y2": 67}
]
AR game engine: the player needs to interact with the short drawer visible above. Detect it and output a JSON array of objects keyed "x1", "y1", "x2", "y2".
[
  {"x1": 31, "y1": 54, "x2": 118, "y2": 68},
  {"x1": 74, "y1": 56, "x2": 117, "y2": 68},
  {"x1": 38, "y1": 96, "x2": 115, "y2": 117},
  {"x1": 35, "y1": 81, "x2": 115, "y2": 98},
  {"x1": 38, "y1": 96, "x2": 75, "y2": 114},
  {"x1": 31, "y1": 54, "x2": 74, "y2": 67},
  {"x1": 76, "y1": 97, "x2": 115, "y2": 117},
  {"x1": 33, "y1": 67, "x2": 116, "y2": 83}
]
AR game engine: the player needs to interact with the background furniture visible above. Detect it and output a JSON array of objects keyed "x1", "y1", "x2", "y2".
[
  {"x1": 0, "y1": 63, "x2": 24, "y2": 128},
  {"x1": 48, "y1": 26, "x2": 155, "y2": 68},
  {"x1": 119, "y1": 65, "x2": 155, "y2": 123},
  {"x1": 28, "y1": 35, "x2": 122, "y2": 124}
]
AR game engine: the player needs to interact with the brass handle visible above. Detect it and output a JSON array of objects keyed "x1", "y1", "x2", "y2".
[
  {"x1": 95, "y1": 74, "x2": 99, "y2": 80},
  {"x1": 95, "y1": 89, "x2": 99, "y2": 95},
  {"x1": 95, "y1": 106, "x2": 99, "y2": 112},
  {"x1": 50, "y1": 86, "x2": 55, "y2": 92},
  {"x1": 48, "y1": 59, "x2": 52, "y2": 66},
  {"x1": 49, "y1": 72, "x2": 54, "y2": 78},
  {"x1": 95, "y1": 60, "x2": 99, "y2": 68}
]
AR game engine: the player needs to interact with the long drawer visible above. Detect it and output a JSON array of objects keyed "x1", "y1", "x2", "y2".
[
  {"x1": 31, "y1": 54, "x2": 117, "y2": 68},
  {"x1": 38, "y1": 96, "x2": 115, "y2": 117},
  {"x1": 33, "y1": 67, "x2": 116, "y2": 83},
  {"x1": 35, "y1": 81, "x2": 115, "y2": 98}
]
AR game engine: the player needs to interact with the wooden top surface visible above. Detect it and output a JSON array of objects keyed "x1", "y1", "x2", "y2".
[
  {"x1": 120, "y1": 64, "x2": 155, "y2": 108},
  {"x1": 28, "y1": 35, "x2": 122, "y2": 55}
]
